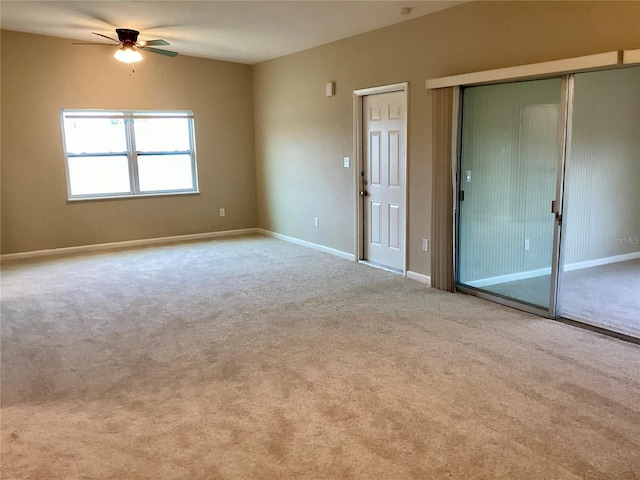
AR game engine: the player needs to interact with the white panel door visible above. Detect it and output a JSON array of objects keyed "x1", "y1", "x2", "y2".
[{"x1": 363, "y1": 91, "x2": 406, "y2": 271}]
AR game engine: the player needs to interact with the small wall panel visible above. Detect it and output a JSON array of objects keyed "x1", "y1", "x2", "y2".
[
  {"x1": 370, "y1": 201, "x2": 381, "y2": 245},
  {"x1": 388, "y1": 131, "x2": 400, "y2": 187},
  {"x1": 389, "y1": 103, "x2": 402, "y2": 120},
  {"x1": 389, "y1": 204, "x2": 400, "y2": 249},
  {"x1": 370, "y1": 132, "x2": 381, "y2": 186}
]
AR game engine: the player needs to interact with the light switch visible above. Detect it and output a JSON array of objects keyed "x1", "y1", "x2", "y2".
[
  {"x1": 466, "y1": 170, "x2": 472, "y2": 182},
  {"x1": 343, "y1": 156, "x2": 350, "y2": 168}
]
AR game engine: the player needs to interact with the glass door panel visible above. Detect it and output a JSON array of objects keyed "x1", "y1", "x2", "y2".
[
  {"x1": 457, "y1": 78, "x2": 563, "y2": 312},
  {"x1": 559, "y1": 66, "x2": 640, "y2": 339}
]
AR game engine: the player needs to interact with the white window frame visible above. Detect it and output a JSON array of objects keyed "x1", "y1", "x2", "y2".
[{"x1": 61, "y1": 109, "x2": 199, "y2": 201}]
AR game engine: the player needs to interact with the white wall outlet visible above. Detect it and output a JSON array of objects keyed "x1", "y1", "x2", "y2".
[
  {"x1": 422, "y1": 239, "x2": 429, "y2": 252},
  {"x1": 525, "y1": 238, "x2": 530, "y2": 251},
  {"x1": 314, "y1": 216, "x2": 319, "y2": 227},
  {"x1": 343, "y1": 156, "x2": 350, "y2": 168},
  {"x1": 219, "y1": 208, "x2": 226, "y2": 217}
]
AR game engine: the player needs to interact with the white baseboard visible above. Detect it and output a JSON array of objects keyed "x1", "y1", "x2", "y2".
[
  {"x1": 564, "y1": 251, "x2": 640, "y2": 272},
  {"x1": 0, "y1": 228, "x2": 259, "y2": 262},
  {"x1": 406, "y1": 271, "x2": 431, "y2": 286},
  {"x1": 257, "y1": 229, "x2": 356, "y2": 261},
  {"x1": 467, "y1": 267, "x2": 551, "y2": 288},
  {"x1": 466, "y1": 250, "x2": 640, "y2": 287}
]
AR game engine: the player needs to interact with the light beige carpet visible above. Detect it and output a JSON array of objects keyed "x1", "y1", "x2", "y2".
[
  {"x1": 478, "y1": 259, "x2": 640, "y2": 338},
  {"x1": 561, "y1": 259, "x2": 640, "y2": 338},
  {"x1": 1, "y1": 235, "x2": 639, "y2": 479}
]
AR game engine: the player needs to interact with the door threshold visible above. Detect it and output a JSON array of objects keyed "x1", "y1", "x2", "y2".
[
  {"x1": 457, "y1": 285, "x2": 639, "y2": 345},
  {"x1": 554, "y1": 316, "x2": 640, "y2": 345},
  {"x1": 456, "y1": 284, "x2": 551, "y2": 318},
  {"x1": 359, "y1": 260, "x2": 403, "y2": 275}
]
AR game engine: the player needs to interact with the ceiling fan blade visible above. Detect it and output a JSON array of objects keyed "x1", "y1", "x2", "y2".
[
  {"x1": 92, "y1": 32, "x2": 119, "y2": 43},
  {"x1": 142, "y1": 39, "x2": 170, "y2": 46},
  {"x1": 142, "y1": 47, "x2": 178, "y2": 57},
  {"x1": 72, "y1": 42, "x2": 118, "y2": 46}
]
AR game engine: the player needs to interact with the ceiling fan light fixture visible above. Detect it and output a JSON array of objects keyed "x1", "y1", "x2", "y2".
[{"x1": 113, "y1": 46, "x2": 142, "y2": 64}]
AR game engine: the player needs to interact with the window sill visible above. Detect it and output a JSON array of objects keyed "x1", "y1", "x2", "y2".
[{"x1": 67, "y1": 190, "x2": 200, "y2": 203}]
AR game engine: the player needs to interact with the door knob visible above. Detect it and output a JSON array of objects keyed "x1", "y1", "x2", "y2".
[{"x1": 360, "y1": 191, "x2": 368, "y2": 197}]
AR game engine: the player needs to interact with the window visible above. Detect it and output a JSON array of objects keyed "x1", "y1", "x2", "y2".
[{"x1": 61, "y1": 110, "x2": 198, "y2": 199}]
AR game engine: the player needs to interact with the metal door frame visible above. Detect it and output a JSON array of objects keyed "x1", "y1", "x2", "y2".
[{"x1": 453, "y1": 76, "x2": 570, "y2": 319}]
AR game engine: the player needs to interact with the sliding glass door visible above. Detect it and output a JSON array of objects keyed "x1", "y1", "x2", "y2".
[
  {"x1": 559, "y1": 66, "x2": 640, "y2": 338},
  {"x1": 456, "y1": 67, "x2": 639, "y2": 339},
  {"x1": 457, "y1": 78, "x2": 564, "y2": 315}
]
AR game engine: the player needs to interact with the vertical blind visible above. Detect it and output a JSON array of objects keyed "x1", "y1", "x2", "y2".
[{"x1": 430, "y1": 87, "x2": 455, "y2": 292}]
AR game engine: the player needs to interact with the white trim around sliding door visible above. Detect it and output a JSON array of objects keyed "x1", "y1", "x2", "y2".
[
  {"x1": 425, "y1": 51, "x2": 620, "y2": 89},
  {"x1": 623, "y1": 49, "x2": 640, "y2": 65}
]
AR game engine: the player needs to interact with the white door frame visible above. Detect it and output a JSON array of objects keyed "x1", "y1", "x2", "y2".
[{"x1": 353, "y1": 82, "x2": 409, "y2": 274}]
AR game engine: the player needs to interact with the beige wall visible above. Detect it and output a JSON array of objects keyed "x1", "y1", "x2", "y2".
[
  {"x1": 253, "y1": 1, "x2": 640, "y2": 277},
  {"x1": 1, "y1": 30, "x2": 256, "y2": 254},
  {"x1": 2, "y1": 2, "x2": 639, "y2": 263}
]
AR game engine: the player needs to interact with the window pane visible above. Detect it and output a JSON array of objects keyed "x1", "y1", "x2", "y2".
[
  {"x1": 134, "y1": 118, "x2": 191, "y2": 152},
  {"x1": 63, "y1": 117, "x2": 127, "y2": 154},
  {"x1": 137, "y1": 154, "x2": 194, "y2": 192},
  {"x1": 560, "y1": 66, "x2": 640, "y2": 338},
  {"x1": 68, "y1": 156, "x2": 131, "y2": 196},
  {"x1": 457, "y1": 78, "x2": 562, "y2": 309},
  {"x1": 67, "y1": 111, "x2": 123, "y2": 117}
]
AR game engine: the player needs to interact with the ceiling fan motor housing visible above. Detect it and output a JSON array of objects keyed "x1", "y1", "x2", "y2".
[
  {"x1": 76, "y1": 29, "x2": 177, "y2": 58},
  {"x1": 116, "y1": 28, "x2": 139, "y2": 45}
]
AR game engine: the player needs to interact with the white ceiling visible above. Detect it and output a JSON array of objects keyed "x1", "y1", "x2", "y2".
[{"x1": 0, "y1": 1, "x2": 465, "y2": 65}]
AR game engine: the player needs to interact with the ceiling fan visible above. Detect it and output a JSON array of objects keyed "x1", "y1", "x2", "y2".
[{"x1": 73, "y1": 28, "x2": 178, "y2": 64}]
